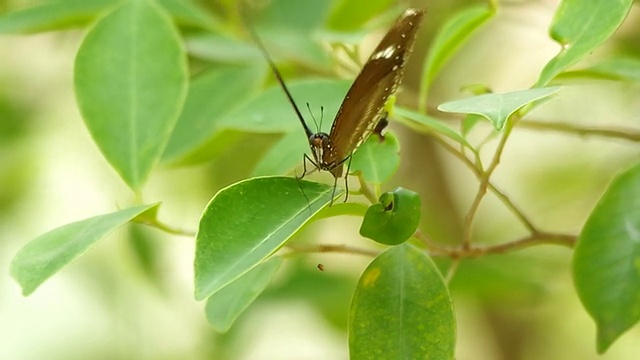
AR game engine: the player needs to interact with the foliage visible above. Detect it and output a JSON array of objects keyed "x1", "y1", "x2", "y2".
[{"x1": 2, "y1": 0, "x2": 640, "y2": 358}]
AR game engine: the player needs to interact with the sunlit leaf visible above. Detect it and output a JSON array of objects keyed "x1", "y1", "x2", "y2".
[
  {"x1": 536, "y1": 0, "x2": 634, "y2": 87},
  {"x1": 74, "y1": 0, "x2": 188, "y2": 190},
  {"x1": 194, "y1": 177, "x2": 340, "y2": 300},
  {"x1": 350, "y1": 244, "x2": 455, "y2": 359},
  {"x1": 11, "y1": 204, "x2": 158, "y2": 296},
  {"x1": 573, "y1": 163, "x2": 640, "y2": 353},
  {"x1": 438, "y1": 87, "x2": 561, "y2": 130}
]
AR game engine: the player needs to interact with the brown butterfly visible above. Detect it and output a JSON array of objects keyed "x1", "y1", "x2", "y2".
[{"x1": 248, "y1": 8, "x2": 424, "y2": 201}]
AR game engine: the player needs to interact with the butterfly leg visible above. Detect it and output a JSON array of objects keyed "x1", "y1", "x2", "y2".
[{"x1": 342, "y1": 154, "x2": 354, "y2": 203}]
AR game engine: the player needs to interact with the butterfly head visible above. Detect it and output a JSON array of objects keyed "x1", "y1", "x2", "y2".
[{"x1": 309, "y1": 132, "x2": 331, "y2": 168}]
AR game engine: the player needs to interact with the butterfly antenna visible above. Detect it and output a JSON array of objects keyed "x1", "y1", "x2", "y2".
[
  {"x1": 319, "y1": 106, "x2": 324, "y2": 132},
  {"x1": 306, "y1": 103, "x2": 321, "y2": 133},
  {"x1": 240, "y1": 8, "x2": 313, "y2": 139}
]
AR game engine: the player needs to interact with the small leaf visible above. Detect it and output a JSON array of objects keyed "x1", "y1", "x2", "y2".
[
  {"x1": 74, "y1": 0, "x2": 188, "y2": 190},
  {"x1": 205, "y1": 257, "x2": 282, "y2": 333},
  {"x1": 194, "y1": 177, "x2": 341, "y2": 300},
  {"x1": 395, "y1": 106, "x2": 470, "y2": 147},
  {"x1": 359, "y1": 188, "x2": 421, "y2": 245},
  {"x1": 326, "y1": 0, "x2": 395, "y2": 32},
  {"x1": 10, "y1": 204, "x2": 158, "y2": 296},
  {"x1": 350, "y1": 132, "x2": 400, "y2": 184},
  {"x1": 162, "y1": 65, "x2": 264, "y2": 164},
  {"x1": 0, "y1": 0, "x2": 118, "y2": 34},
  {"x1": 349, "y1": 244, "x2": 455, "y2": 359},
  {"x1": 419, "y1": 5, "x2": 494, "y2": 110},
  {"x1": 573, "y1": 163, "x2": 640, "y2": 353},
  {"x1": 438, "y1": 87, "x2": 561, "y2": 130},
  {"x1": 218, "y1": 79, "x2": 351, "y2": 133},
  {"x1": 536, "y1": 0, "x2": 634, "y2": 87}
]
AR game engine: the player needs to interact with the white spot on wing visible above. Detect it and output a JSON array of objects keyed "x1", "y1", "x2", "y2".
[{"x1": 371, "y1": 45, "x2": 395, "y2": 60}]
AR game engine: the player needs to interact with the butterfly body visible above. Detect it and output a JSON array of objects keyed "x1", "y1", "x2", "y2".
[{"x1": 308, "y1": 8, "x2": 424, "y2": 181}]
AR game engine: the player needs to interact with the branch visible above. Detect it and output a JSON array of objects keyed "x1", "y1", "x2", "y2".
[{"x1": 519, "y1": 119, "x2": 640, "y2": 142}]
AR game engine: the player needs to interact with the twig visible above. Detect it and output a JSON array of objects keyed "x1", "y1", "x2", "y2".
[
  {"x1": 425, "y1": 232, "x2": 576, "y2": 258},
  {"x1": 286, "y1": 243, "x2": 380, "y2": 257}
]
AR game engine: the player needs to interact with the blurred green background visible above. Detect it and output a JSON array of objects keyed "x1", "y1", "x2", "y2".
[{"x1": 1, "y1": 0, "x2": 640, "y2": 359}]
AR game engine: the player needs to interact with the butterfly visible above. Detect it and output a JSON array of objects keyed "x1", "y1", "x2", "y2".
[{"x1": 248, "y1": 8, "x2": 424, "y2": 202}]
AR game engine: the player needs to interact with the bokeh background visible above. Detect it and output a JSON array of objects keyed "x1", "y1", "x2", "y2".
[{"x1": 1, "y1": 0, "x2": 640, "y2": 359}]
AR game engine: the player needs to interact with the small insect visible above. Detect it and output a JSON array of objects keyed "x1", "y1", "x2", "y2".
[
  {"x1": 317, "y1": 263, "x2": 325, "y2": 271},
  {"x1": 247, "y1": 8, "x2": 424, "y2": 202}
]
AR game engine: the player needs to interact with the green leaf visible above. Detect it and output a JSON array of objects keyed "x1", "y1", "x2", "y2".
[
  {"x1": 326, "y1": 0, "x2": 395, "y2": 32},
  {"x1": 218, "y1": 79, "x2": 351, "y2": 133},
  {"x1": 535, "y1": 0, "x2": 634, "y2": 87},
  {"x1": 10, "y1": 204, "x2": 158, "y2": 296},
  {"x1": 350, "y1": 132, "x2": 400, "y2": 184},
  {"x1": 194, "y1": 176, "x2": 341, "y2": 300},
  {"x1": 0, "y1": 0, "x2": 119, "y2": 34},
  {"x1": 162, "y1": 66, "x2": 264, "y2": 164},
  {"x1": 156, "y1": 0, "x2": 221, "y2": 30},
  {"x1": 349, "y1": 244, "x2": 455, "y2": 359},
  {"x1": 205, "y1": 257, "x2": 282, "y2": 333},
  {"x1": 573, "y1": 163, "x2": 640, "y2": 354},
  {"x1": 438, "y1": 87, "x2": 561, "y2": 130},
  {"x1": 418, "y1": 5, "x2": 494, "y2": 110},
  {"x1": 252, "y1": 130, "x2": 308, "y2": 177},
  {"x1": 394, "y1": 106, "x2": 469, "y2": 146},
  {"x1": 359, "y1": 188, "x2": 421, "y2": 245},
  {"x1": 186, "y1": 33, "x2": 261, "y2": 64},
  {"x1": 74, "y1": 0, "x2": 188, "y2": 190}
]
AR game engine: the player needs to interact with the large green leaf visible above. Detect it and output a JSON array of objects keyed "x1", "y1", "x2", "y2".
[
  {"x1": 205, "y1": 257, "x2": 282, "y2": 333},
  {"x1": 536, "y1": 0, "x2": 634, "y2": 87},
  {"x1": 350, "y1": 132, "x2": 400, "y2": 184},
  {"x1": 349, "y1": 244, "x2": 455, "y2": 359},
  {"x1": 218, "y1": 79, "x2": 351, "y2": 133},
  {"x1": 11, "y1": 204, "x2": 158, "y2": 296},
  {"x1": 74, "y1": 0, "x2": 188, "y2": 190},
  {"x1": 194, "y1": 176, "x2": 340, "y2": 300},
  {"x1": 0, "y1": 0, "x2": 120, "y2": 34},
  {"x1": 438, "y1": 87, "x2": 561, "y2": 130},
  {"x1": 162, "y1": 65, "x2": 264, "y2": 164},
  {"x1": 418, "y1": 5, "x2": 494, "y2": 110},
  {"x1": 573, "y1": 163, "x2": 640, "y2": 353},
  {"x1": 156, "y1": 0, "x2": 221, "y2": 30},
  {"x1": 252, "y1": 130, "x2": 308, "y2": 177}
]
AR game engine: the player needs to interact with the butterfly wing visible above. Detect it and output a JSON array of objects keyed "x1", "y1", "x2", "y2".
[{"x1": 324, "y1": 8, "x2": 424, "y2": 177}]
